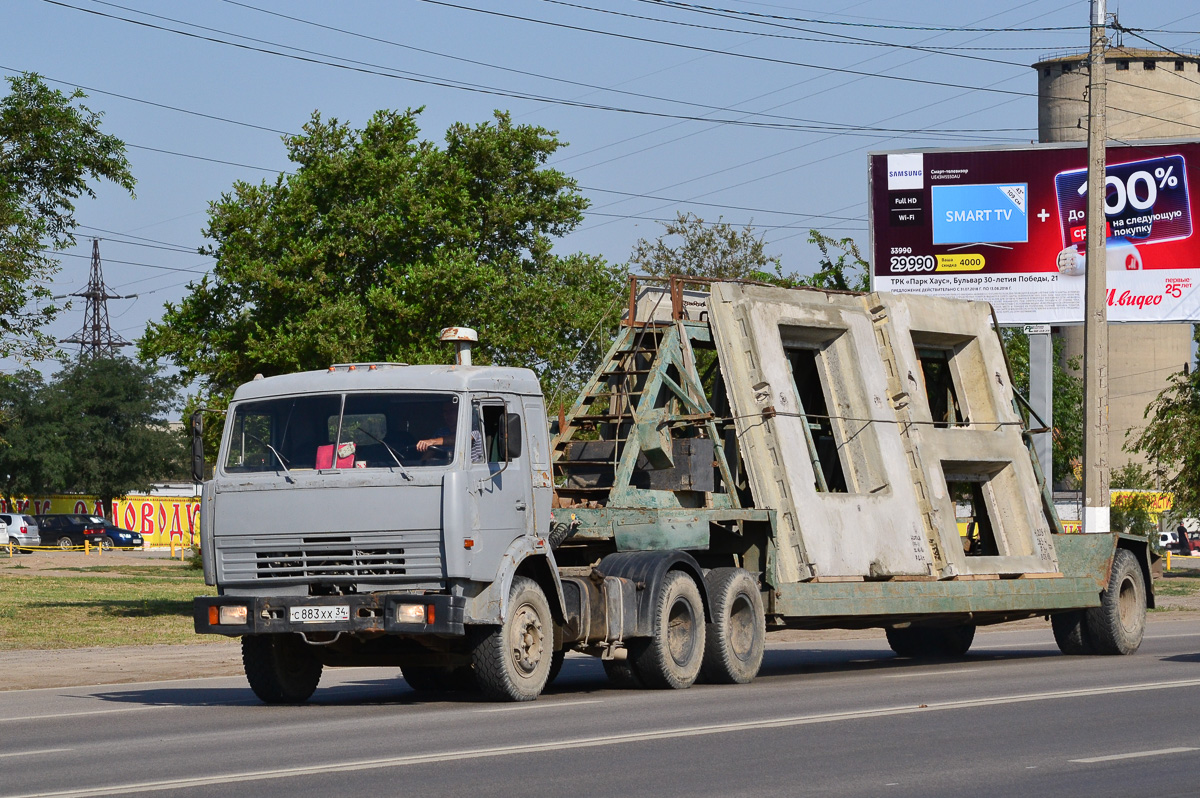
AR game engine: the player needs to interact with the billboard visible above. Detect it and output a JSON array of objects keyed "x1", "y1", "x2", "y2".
[{"x1": 869, "y1": 141, "x2": 1200, "y2": 324}]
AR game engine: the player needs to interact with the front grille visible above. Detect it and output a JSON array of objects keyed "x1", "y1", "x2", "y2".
[{"x1": 217, "y1": 530, "x2": 442, "y2": 583}]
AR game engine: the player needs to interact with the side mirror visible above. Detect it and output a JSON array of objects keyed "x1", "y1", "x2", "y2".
[
  {"x1": 505, "y1": 412, "x2": 523, "y2": 460},
  {"x1": 191, "y1": 411, "x2": 205, "y2": 483}
]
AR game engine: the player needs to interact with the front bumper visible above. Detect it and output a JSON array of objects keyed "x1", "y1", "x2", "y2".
[{"x1": 194, "y1": 593, "x2": 466, "y2": 637}]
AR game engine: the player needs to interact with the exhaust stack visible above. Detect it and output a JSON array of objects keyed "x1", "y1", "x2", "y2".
[{"x1": 439, "y1": 327, "x2": 478, "y2": 366}]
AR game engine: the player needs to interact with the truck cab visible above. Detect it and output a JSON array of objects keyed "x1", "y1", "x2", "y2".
[{"x1": 195, "y1": 360, "x2": 561, "y2": 702}]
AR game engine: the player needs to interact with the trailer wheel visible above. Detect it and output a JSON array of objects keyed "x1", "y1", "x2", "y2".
[
  {"x1": 471, "y1": 576, "x2": 553, "y2": 702},
  {"x1": 241, "y1": 634, "x2": 322, "y2": 704},
  {"x1": 700, "y1": 568, "x2": 765, "y2": 684},
  {"x1": 632, "y1": 570, "x2": 706, "y2": 689},
  {"x1": 885, "y1": 626, "x2": 923, "y2": 658},
  {"x1": 886, "y1": 624, "x2": 975, "y2": 658},
  {"x1": 1051, "y1": 611, "x2": 1094, "y2": 655},
  {"x1": 1086, "y1": 548, "x2": 1147, "y2": 655},
  {"x1": 602, "y1": 657, "x2": 645, "y2": 689}
]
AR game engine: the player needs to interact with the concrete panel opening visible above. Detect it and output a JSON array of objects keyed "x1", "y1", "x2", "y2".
[
  {"x1": 949, "y1": 479, "x2": 999, "y2": 557},
  {"x1": 914, "y1": 346, "x2": 967, "y2": 428},
  {"x1": 785, "y1": 346, "x2": 848, "y2": 493}
]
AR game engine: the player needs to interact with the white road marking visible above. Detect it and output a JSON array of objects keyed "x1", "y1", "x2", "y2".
[
  {"x1": 1070, "y1": 747, "x2": 1199, "y2": 764},
  {"x1": 0, "y1": 749, "x2": 71, "y2": 759},
  {"x1": 0, "y1": 706, "x2": 164, "y2": 723},
  {"x1": 884, "y1": 668, "x2": 976, "y2": 679},
  {"x1": 8, "y1": 678, "x2": 1200, "y2": 798},
  {"x1": 476, "y1": 699, "x2": 601, "y2": 713}
]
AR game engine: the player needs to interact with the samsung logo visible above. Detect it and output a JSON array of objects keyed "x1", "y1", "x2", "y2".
[{"x1": 886, "y1": 153, "x2": 925, "y2": 190}]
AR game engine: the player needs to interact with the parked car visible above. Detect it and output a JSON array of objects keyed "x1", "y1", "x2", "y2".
[
  {"x1": 0, "y1": 513, "x2": 39, "y2": 549},
  {"x1": 100, "y1": 521, "x2": 143, "y2": 549},
  {"x1": 34, "y1": 514, "x2": 111, "y2": 550}
]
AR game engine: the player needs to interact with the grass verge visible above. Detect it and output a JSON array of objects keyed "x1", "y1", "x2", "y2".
[{"x1": 0, "y1": 568, "x2": 218, "y2": 649}]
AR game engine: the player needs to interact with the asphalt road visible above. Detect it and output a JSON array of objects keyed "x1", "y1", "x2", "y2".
[{"x1": 5, "y1": 617, "x2": 1200, "y2": 798}]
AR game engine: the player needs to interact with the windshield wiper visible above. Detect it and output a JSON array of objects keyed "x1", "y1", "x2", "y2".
[
  {"x1": 356, "y1": 429, "x2": 413, "y2": 481},
  {"x1": 245, "y1": 433, "x2": 293, "y2": 482}
]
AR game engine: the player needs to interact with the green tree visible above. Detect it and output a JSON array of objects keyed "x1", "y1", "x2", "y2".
[
  {"x1": 0, "y1": 369, "x2": 70, "y2": 511},
  {"x1": 1001, "y1": 331, "x2": 1084, "y2": 487},
  {"x1": 628, "y1": 212, "x2": 791, "y2": 283},
  {"x1": 802, "y1": 230, "x2": 870, "y2": 292},
  {"x1": 141, "y1": 109, "x2": 623, "y2": 401},
  {"x1": 1109, "y1": 462, "x2": 1157, "y2": 538},
  {"x1": 48, "y1": 356, "x2": 185, "y2": 519},
  {"x1": 1127, "y1": 368, "x2": 1200, "y2": 514},
  {"x1": 0, "y1": 73, "x2": 135, "y2": 363}
]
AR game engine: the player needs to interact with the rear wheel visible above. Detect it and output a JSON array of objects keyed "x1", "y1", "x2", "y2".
[
  {"x1": 700, "y1": 568, "x2": 765, "y2": 685},
  {"x1": 631, "y1": 570, "x2": 706, "y2": 689},
  {"x1": 242, "y1": 634, "x2": 323, "y2": 704},
  {"x1": 471, "y1": 576, "x2": 553, "y2": 702},
  {"x1": 1051, "y1": 610, "x2": 1094, "y2": 655},
  {"x1": 1086, "y1": 548, "x2": 1147, "y2": 655},
  {"x1": 602, "y1": 657, "x2": 645, "y2": 689},
  {"x1": 401, "y1": 665, "x2": 450, "y2": 693},
  {"x1": 57, "y1": 536, "x2": 73, "y2": 550}
]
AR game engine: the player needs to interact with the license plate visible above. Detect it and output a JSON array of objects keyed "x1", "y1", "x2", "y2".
[{"x1": 289, "y1": 605, "x2": 350, "y2": 623}]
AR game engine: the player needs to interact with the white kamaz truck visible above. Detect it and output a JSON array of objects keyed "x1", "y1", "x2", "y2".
[{"x1": 194, "y1": 278, "x2": 1152, "y2": 704}]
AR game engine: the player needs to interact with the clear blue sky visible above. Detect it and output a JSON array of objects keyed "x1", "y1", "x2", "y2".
[{"x1": 4, "y1": 0, "x2": 1198, "y2": 376}]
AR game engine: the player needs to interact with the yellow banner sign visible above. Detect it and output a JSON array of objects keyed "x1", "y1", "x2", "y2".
[{"x1": 2, "y1": 495, "x2": 200, "y2": 548}]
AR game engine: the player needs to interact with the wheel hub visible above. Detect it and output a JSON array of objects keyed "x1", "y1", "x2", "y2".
[{"x1": 509, "y1": 603, "x2": 545, "y2": 676}]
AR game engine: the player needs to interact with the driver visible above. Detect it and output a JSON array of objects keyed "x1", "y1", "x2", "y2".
[{"x1": 417, "y1": 402, "x2": 483, "y2": 461}]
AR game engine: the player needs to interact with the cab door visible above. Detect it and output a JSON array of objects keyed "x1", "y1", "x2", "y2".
[{"x1": 466, "y1": 396, "x2": 531, "y2": 581}]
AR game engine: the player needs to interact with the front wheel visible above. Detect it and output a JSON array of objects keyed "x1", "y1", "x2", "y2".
[
  {"x1": 97, "y1": 536, "x2": 114, "y2": 551},
  {"x1": 242, "y1": 634, "x2": 323, "y2": 704},
  {"x1": 471, "y1": 576, "x2": 553, "y2": 702}
]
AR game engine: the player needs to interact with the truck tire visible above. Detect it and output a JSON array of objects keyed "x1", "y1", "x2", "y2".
[
  {"x1": 886, "y1": 624, "x2": 975, "y2": 658},
  {"x1": 700, "y1": 568, "x2": 765, "y2": 685},
  {"x1": 1085, "y1": 548, "x2": 1147, "y2": 655},
  {"x1": 401, "y1": 665, "x2": 450, "y2": 693},
  {"x1": 602, "y1": 657, "x2": 645, "y2": 689},
  {"x1": 471, "y1": 576, "x2": 553, "y2": 702},
  {"x1": 1051, "y1": 610, "x2": 1094, "y2": 655},
  {"x1": 631, "y1": 570, "x2": 706, "y2": 689},
  {"x1": 242, "y1": 634, "x2": 322, "y2": 704},
  {"x1": 546, "y1": 649, "x2": 566, "y2": 687}
]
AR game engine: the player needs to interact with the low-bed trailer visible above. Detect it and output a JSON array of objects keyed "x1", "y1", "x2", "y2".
[{"x1": 194, "y1": 276, "x2": 1150, "y2": 703}]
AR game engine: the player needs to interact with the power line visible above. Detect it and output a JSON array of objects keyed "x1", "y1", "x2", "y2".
[
  {"x1": 41, "y1": 0, "x2": 1036, "y2": 138},
  {"x1": 535, "y1": 0, "x2": 1030, "y2": 68},
  {"x1": 0, "y1": 64, "x2": 293, "y2": 136},
  {"x1": 415, "y1": 0, "x2": 1041, "y2": 100},
  {"x1": 48, "y1": 249, "x2": 211, "y2": 275},
  {"x1": 634, "y1": 0, "x2": 1086, "y2": 33}
]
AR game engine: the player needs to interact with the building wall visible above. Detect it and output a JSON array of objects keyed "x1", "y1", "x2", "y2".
[{"x1": 1035, "y1": 48, "x2": 1200, "y2": 471}]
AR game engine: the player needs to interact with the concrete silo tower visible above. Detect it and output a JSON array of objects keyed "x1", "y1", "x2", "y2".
[{"x1": 1033, "y1": 46, "x2": 1200, "y2": 473}]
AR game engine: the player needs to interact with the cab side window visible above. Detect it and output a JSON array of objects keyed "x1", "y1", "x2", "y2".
[{"x1": 476, "y1": 402, "x2": 511, "y2": 463}]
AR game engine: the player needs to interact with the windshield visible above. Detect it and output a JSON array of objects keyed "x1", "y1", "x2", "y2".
[{"x1": 223, "y1": 392, "x2": 460, "y2": 473}]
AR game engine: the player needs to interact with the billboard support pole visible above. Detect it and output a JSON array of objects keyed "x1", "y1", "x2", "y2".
[{"x1": 1083, "y1": 0, "x2": 1109, "y2": 534}]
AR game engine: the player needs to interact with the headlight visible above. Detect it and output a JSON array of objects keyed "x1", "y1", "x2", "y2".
[
  {"x1": 214, "y1": 605, "x2": 249, "y2": 625},
  {"x1": 396, "y1": 604, "x2": 433, "y2": 624}
]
